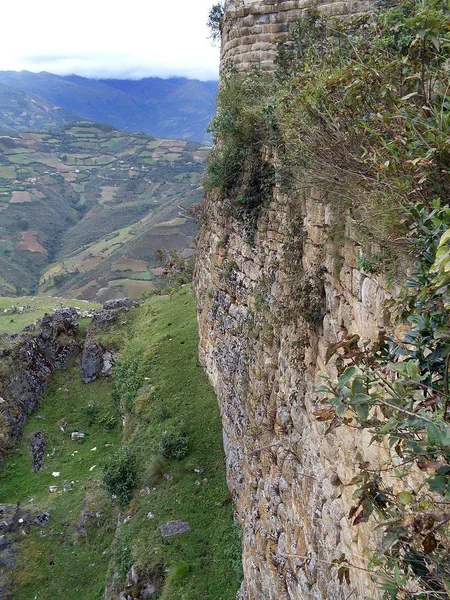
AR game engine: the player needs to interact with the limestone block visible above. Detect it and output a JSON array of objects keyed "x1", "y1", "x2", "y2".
[
  {"x1": 339, "y1": 263, "x2": 353, "y2": 293},
  {"x1": 352, "y1": 268, "x2": 364, "y2": 299}
]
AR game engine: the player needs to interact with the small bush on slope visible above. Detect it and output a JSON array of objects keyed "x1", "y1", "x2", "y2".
[{"x1": 105, "y1": 286, "x2": 242, "y2": 599}]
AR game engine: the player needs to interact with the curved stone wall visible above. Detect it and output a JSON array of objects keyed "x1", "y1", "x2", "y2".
[
  {"x1": 221, "y1": 0, "x2": 375, "y2": 70},
  {"x1": 195, "y1": 1, "x2": 396, "y2": 598}
]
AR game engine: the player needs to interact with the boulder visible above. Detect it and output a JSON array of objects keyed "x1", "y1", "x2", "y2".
[
  {"x1": 29, "y1": 432, "x2": 45, "y2": 473},
  {"x1": 103, "y1": 298, "x2": 137, "y2": 310},
  {"x1": 81, "y1": 342, "x2": 103, "y2": 384},
  {"x1": 159, "y1": 520, "x2": 190, "y2": 538}
]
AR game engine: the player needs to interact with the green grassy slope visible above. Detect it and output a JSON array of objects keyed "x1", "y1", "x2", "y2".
[
  {"x1": 0, "y1": 287, "x2": 241, "y2": 599},
  {"x1": 106, "y1": 286, "x2": 242, "y2": 599}
]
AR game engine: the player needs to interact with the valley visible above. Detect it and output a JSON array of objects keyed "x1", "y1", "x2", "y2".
[{"x1": 0, "y1": 122, "x2": 208, "y2": 301}]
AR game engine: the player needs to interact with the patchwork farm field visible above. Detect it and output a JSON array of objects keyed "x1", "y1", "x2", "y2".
[{"x1": 0, "y1": 122, "x2": 207, "y2": 299}]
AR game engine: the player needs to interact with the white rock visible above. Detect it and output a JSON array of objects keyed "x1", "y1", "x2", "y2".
[
  {"x1": 89, "y1": 465, "x2": 96, "y2": 471},
  {"x1": 49, "y1": 486, "x2": 58, "y2": 493},
  {"x1": 52, "y1": 472, "x2": 60, "y2": 477}
]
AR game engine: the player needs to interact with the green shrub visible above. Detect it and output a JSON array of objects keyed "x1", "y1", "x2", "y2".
[
  {"x1": 102, "y1": 446, "x2": 138, "y2": 507},
  {"x1": 143, "y1": 455, "x2": 169, "y2": 486},
  {"x1": 357, "y1": 253, "x2": 384, "y2": 276},
  {"x1": 84, "y1": 402, "x2": 100, "y2": 426},
  {"x1": 157, "y1": 431, "x2": 189, "y2": 460},
  {"x1": 204, "y1": 66, "x2": 276, "y2": 218},
  {"x1": 112, "y1": 354, "x2": 147, "y2": 413},
  {"x1": 207, "y1": 2, "x2": 224, "y2": 44}
]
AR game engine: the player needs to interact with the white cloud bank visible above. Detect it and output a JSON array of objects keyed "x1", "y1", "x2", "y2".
[{"x1": 0, "y1": 0, "x2": 220, "y2": 80}]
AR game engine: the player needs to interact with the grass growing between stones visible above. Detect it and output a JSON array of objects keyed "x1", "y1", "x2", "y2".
[
  {"x1": 106, "y1": 285, "x2": 242, "y2": 599},
  {"x1": 0, "y1": 296, "x2": 101, "y2": 335},
  {"x1": 0, "y1": 287, "x2": 241, "y2": 599}
]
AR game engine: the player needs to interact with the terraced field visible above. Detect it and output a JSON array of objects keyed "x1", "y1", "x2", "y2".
[{"x1": 0, "y1": 122, "x2": 208, "y2": 299}]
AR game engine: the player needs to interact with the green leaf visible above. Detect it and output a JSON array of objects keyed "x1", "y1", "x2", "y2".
[
  {"x1": 397, "y1": 491, "x2": 413, "y2": 505},
  {"x1": 427, "y1": 422, "x2": 444, "y2": 446},
  {"x1": 354, "y1": 402, "x2": 369, "y2": 420},
  {"x1": 315, "y1": 385, "x2": 333, "y2": 393},
  {"x1": 339, "y1": 366, "x2": 358, "y2": 386},
  {"x1": 350, "y1": 376, "x2": 364, "y2": 396}
]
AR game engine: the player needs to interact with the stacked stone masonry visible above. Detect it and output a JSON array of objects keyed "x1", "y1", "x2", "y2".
[
  {"x1": 195, "y1": 187, "x2": 396, "y2": 599},
  {"x1": 193, "y1": 0, "x2": 404, "y2": 599},
  {"x1": 221, "y1": 0, "x2": 375, "y2": 70}
]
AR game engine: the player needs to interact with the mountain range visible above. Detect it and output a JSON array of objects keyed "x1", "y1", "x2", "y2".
[{"x1": 0, "y1": 71, "x2": 218, "y2": 143}]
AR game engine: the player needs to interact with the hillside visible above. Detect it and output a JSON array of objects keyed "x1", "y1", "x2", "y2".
[
  {"x1": 0, "y1": 83, "x2": 78, "y2": 134},
  {"x1": 0, "y1": 287, "x2": 241, "y2": 599},
  {"x1": 0, "y1": 72, "x2": 218, "y2": 143},
  {"x1": 196, "y1": 0, "x2": 450, "y2": 598},
  {"x1": 0, "y1": 122, "x2": 208, "y2": 300}
]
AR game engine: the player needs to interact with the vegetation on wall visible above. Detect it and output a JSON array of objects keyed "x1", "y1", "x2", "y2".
[
  {"x1": 206, "y1": 0, "x2": 449, "y2": 257},
  {"x1": 318, "y1": 200, "x2": 450, "y2": 599},
  {"x1": 277, "y1": 2, "x2": 450, "y2": 597},
  {"x1": 206, "y1": 0, "x2": 449, "y2": 597},
  {"x1": 203, "y1": 65, "x2": 276, "y2": 228},
  {"x1": 207, "y1": 2, "x2": 225, "y2": 44}
]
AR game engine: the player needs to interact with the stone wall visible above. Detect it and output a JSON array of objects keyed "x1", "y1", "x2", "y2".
[
  {"x1": 0, "y1": 309, "x2": 81, "y2": 456},
  {"x1": 193, "y1": 1, "x2": 402, "y2": 598},
  {"x1": 195, "y1": 184, "x2": 397, "y2": 599},
  {"x1": 221, "y1": 0, "x2": 375, "y2": 70}
]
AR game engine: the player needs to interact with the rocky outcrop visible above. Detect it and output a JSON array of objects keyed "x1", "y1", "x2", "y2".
[
  {"x1": 81, "y1": 299, "x2": 136, "y2": 384},
  {"x1": 81, "y1": 342, "x2": 104, "y2": 384},
  {"x1": 0, "y1": 308, "x2": 81, "y2": 456},
  {"x1": 103, "y1": 299, "x2": 137, "y2": 310},
  {"x1": 0, "y1": 504, "x2": 51, "y2": 599}
]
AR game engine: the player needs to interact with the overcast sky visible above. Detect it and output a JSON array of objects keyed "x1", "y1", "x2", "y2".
[{"x1": 0, "y1": 0, "x2": 220, "y2": 80}]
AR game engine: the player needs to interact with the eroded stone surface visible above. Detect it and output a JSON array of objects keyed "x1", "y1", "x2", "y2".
[
  {"x1": 195, "y1": 182, "x2": 394, "y2": 599},
  {"x1": 0, "y1": 309, "x2": 81, "y2": 456},
  {"x1": 194, "y1": 3, "x2": 395, "y2": 597},
  {"x1": 159, "y1": 520, "x2": 191, "y2": 538},
  {"x1": 221, "y1": 0, "x2": 375, "y2": 71}
]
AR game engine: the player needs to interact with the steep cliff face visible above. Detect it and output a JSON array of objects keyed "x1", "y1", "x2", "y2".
[{"x1": 194, "y1": 1, "x2": 399, "y2": 599}]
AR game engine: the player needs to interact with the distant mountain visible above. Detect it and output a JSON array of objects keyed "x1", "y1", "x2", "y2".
[
  {"x1": 0, "y1": 83, "x2": 78, "y2": 134},
  {"x1": 0, "y1": 71, "x2": 218, "y2": 142}
]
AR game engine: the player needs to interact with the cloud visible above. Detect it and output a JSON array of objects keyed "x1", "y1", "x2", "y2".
[{"x1": 0, "y1": 0, "x2": 220, "y2": 80}]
